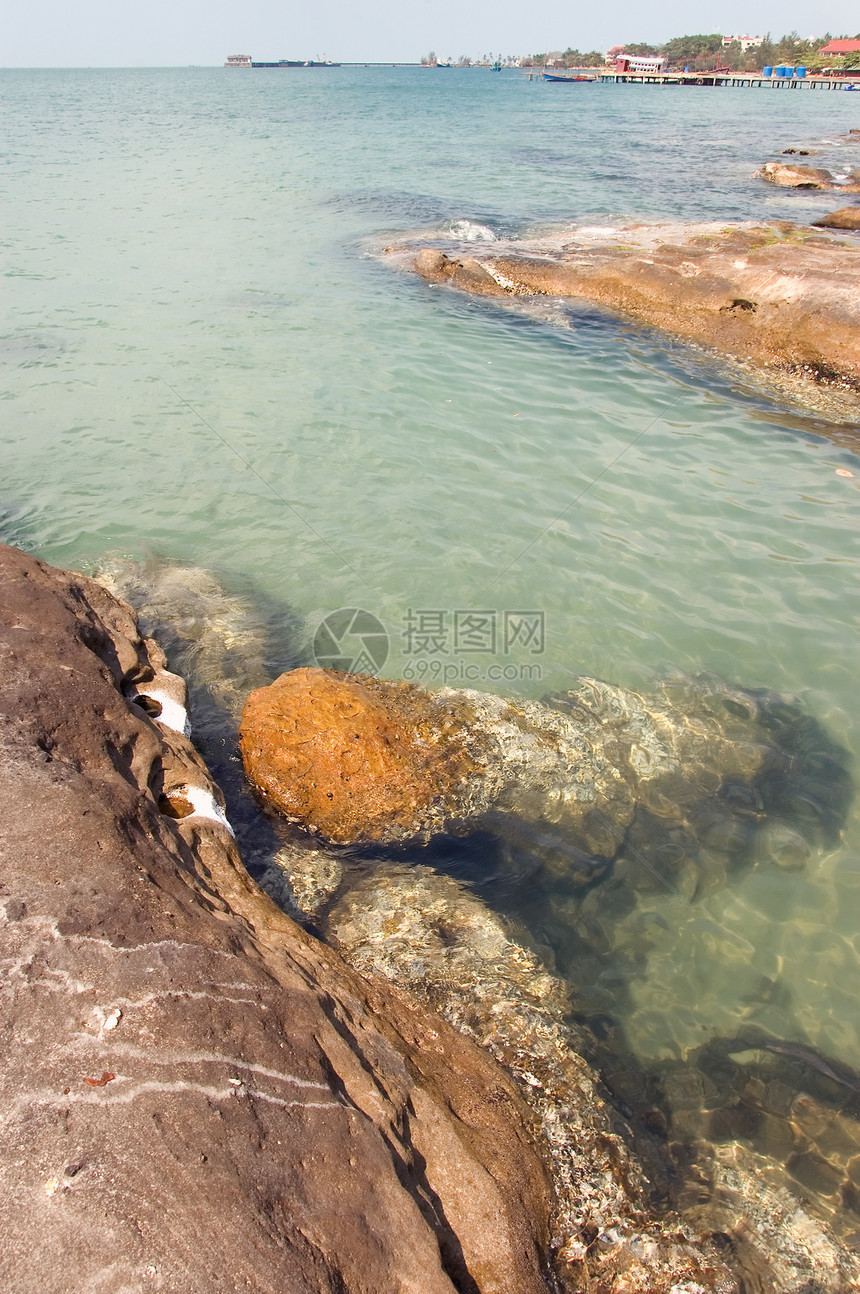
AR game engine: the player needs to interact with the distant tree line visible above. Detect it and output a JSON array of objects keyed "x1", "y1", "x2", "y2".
[
  {"x1": 519, "y1": 48, "x2": 603, "y2": 68},
  {"x1": 420, "y1": 51, "x2": 520, "y2": 67},
  {"x1": 521, "y1": 32, "x2": 860, "y2": 71}
]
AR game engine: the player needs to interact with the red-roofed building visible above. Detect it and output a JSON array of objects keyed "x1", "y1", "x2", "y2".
[{"x1": 817, "y1": 39, "x2": 860, "y2": 55}]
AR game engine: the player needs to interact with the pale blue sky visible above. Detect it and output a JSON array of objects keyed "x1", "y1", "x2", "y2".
[{"x1": 2, "y1": 0, "x2": 857, "y2": 67}]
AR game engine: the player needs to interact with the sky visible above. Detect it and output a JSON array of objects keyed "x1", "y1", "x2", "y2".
[{"x1": 2, "y1": 0, "x2": 858, "y2": 67}]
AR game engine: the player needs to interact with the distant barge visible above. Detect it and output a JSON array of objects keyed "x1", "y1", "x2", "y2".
[{"x1": 224, "y1": 54, "x2": 340, "y2": 68}]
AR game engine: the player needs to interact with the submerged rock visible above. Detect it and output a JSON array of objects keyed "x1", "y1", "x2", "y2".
[
  {"x1": 661, "y1": 1030, "x2": 860, "y2": 1259},
  {"x1": 684, "y1": 1143, "x2": 860, "y2": 1292},
  {"x1": 415, "y1": 248, "x2": 502, "y2": 292},
  {"x1": 321, "y1": 860, "x2": 860, "y2": 1291},
  {"x1": 0, "y1": 545, "x2": 556, "y2": 1294},
  {"x1": 324, "y1": 865, "x2": 739, "y2": 1292},
  {"x1": 261, "y1": 836, "x2": 349, "y2": 921}
]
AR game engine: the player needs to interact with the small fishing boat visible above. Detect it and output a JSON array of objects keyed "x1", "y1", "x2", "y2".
[{"x1": 543, "y1": 72, "x2": 595, "y2": 82}]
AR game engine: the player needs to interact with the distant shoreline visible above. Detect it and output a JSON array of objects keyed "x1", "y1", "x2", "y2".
[{"x1": 0, "y1": 63, "x2": 443, "y2": 70}]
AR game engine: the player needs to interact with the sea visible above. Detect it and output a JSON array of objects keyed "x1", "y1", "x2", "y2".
[{"x1": 3, "y1": 65, "x2": 860, "y2": 1248}]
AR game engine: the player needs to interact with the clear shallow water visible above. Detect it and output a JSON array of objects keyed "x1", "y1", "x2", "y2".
[{"x1": 3, "y1": 66, "x2": 860, "y2": 1230}]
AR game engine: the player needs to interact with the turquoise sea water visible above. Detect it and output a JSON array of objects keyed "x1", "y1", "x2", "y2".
[{"x1": 3, "y1": 66, "x2": 860, "y2": 1231}]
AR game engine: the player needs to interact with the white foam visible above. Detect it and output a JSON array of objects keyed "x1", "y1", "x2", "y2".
[
  {"x1": 570, "y1": 225, "x2": 621, "y2": 240},
  {"x1": 445, "y1": 219, "x2": 496, "y2": 242}
]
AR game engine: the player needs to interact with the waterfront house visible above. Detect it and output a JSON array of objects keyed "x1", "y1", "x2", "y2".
[{"x1": 817, "y1": 39, "x2": 860, "y2": 57}]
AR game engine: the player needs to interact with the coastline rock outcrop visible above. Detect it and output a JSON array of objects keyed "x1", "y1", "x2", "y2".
[
  {"x1": 414, "y1": 248, "x2": 502, "y2": 294},
  {"x1": 13, "y1": 548, "x2": 852, "y2": 1291},
  {"x1": 0, "y1": 545, "x2": 555, "y2": 1294},
  {"x1": 93, "y1": 555, "x2": 289, "y2": 859},
  {"x1": 94, "y1": 554, "x2": 279, "y2": 734},
  {"x1": 392, "y1": 221, "x2": 860, "y2": 407}
]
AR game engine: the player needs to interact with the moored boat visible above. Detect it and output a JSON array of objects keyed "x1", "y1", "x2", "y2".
[{"x1": 543, "y1": 72, "x2": 595, "y2": 82}]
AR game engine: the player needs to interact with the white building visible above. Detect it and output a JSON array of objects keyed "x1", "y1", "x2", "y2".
[{"x1": 722, "y1": 35, "x2": 763, "y2": 51}]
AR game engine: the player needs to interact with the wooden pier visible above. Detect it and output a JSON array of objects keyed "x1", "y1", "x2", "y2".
[{"x1": 595, "y1": 70, "x2": 860, "y2": 90}]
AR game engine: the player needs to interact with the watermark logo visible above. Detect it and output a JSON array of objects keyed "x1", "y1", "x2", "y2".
[
  {"x1": 313, "y1": 608, "x2": 389, "y2": 675},
  {"x1": 401, "y1": 607, "x2": 546, "y2": 685},
  {"x1": 313, "y1": 606, "x2": 546, "y2": 684},
  {"x1": 403, "y1": 609, "x2": 545, "y2": 657}
]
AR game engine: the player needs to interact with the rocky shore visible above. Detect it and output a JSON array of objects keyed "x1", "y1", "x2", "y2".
[
  {"x1": 4, "y1": 545, "x2": 860, "y2": 1292},
  {"x1": 0, "y1": 546, "x2": 553, "y2": 1294},
  {"x1": 385, "y1": 219, "x2": 860, "y2": 418}
]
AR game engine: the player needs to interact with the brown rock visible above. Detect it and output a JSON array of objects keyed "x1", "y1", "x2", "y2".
[
  {"x1": 240, "y1": 667, "x2": 486, "y2": 844},
  {"x1": 414, "y1": 248, "x2": 506, "y2": 295},
  {"x1": 414, "y1": 247, "x2": 450, "y2": 277},
  {"x1": 813, "y1": 206, "x2": 860, "y2": 231},
  {"x1": 0, "y1": 545, "x2": 553, "y2": 1294},
  {"x1": 240, "y1": 667, "x2": 645, "y2": 851}
]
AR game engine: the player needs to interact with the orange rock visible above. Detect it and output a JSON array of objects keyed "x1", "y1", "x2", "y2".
[{"x1": 239, "y1": 667, "x2": 484, "y2": 844}]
